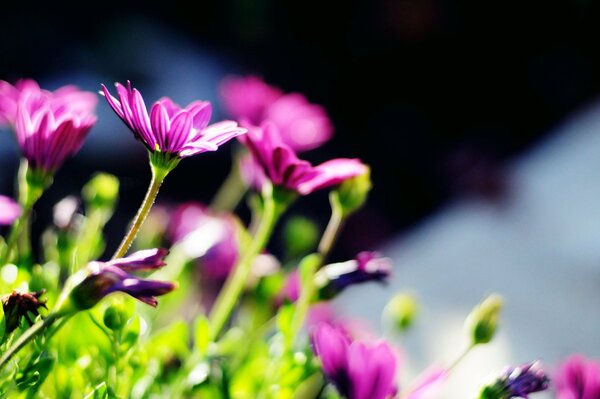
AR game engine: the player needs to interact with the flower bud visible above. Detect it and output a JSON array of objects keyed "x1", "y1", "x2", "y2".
[
  {"x1": 82, "y1": 173, "x2": 119, "y2": 210},
  {"x1": 1, "y1": 290, "x2": 47, "y2": 334},
  {"x1": 383, "y1": 292, "x2": 418, "y2": 333},
  {"x1": 103, "y1": 303, "x2": 128, "y2": 331},
  {"x1": 333, "y1": 166, "x2": 371, "y2": 216},
  {"x1": 466, "y1": 294, "x2": 503, "y2": 345}
]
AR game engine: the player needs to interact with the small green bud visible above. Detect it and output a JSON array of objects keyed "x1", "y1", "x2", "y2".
[
  {"x1": 334, "y1": 167, "x2": 371, "y2": 216},
  {"x1": 103, "y1": 303, "x2": 128, "y2": 331},
  {"x1": 284, "y1": 216, "x2": 320, "y2": 258},
  {"x1": 82, "y1": 173, "x2": 119, "y2": 210},
  {"x1": 466, "y1": 294, "x2": 503, "y2": 345},
  {"x1": 383, "y1": 292, "x2": 418, "y2": 332}
]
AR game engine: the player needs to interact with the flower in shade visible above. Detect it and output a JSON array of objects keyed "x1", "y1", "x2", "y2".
[
  {"x1": 220, "y1": 75, "x2": 333, "y2": 151},
  {"x1": 239, "y1": 122, "x2": 367, "y2": 195},
  {"x1": 101, "y1": 81, "x2": 246, "y2": 163},
  {"x1": 555, "y1": 354, "x2": 600, "y2": 399},
  {"x1": 316, "y1": 252, "x2": 392, "y2": 299},
  {"x1": 0, "y1": 79, "x2": 97, "y2": 173},
  {"x1": 167, "y1": 202, "x2": 239, "y2": 280},
  {"x1": 0, "y1": 195, "x2": 21, "y2": 225},
  {"x1": 311, "y1": 322, "x2": 398, "y2": 399},
  {"x1": 479, "y1": 361, "x2": 550, "y2": 399},
  {"x1": 1, "y1": 290, "x2": 47, "y2": 334},
  {"x1": 68, "y1": 248, "x2": 176, "y2": 311}
]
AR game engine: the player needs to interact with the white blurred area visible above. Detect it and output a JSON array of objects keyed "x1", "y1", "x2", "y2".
[{"x1": 341, "y1": 100, "x2": 600, "y2": 398}]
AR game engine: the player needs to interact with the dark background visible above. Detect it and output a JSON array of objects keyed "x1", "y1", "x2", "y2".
[{"x1": 2, "y1": 0, "x2": 600, "y2": 257}]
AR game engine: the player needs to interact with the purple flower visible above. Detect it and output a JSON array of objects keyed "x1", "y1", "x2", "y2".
[
  {"x1": 220, "y1": 75, "x2": 333, "y2": 151},
  {"x1": 69, "y1": 248, "x2": 176, "y2": 310},
  {"x1": 239, "y1": 122, "x2": 367, "y2": 195},
  {"x1": 311, "y1": 323, "x2": 398, "y2": 399},
  {"x1": 316, "y1": 252, "x2": 392, "y2": 299},
  {"x1": 480, "y1": 361, "x2": 549, "y2": 399},
  {"x1": 167, "y1": 202, "x2": 239, "y2": 280},
  {"x1": 0, "y1": 79, "x2": 97, "y2": 173},
  {"x1": 101, "y1": 81, "x2": 246, "y2": 159},
  {"x1": 0, "y1": 195, "x2": 21, "y2": 225},
  {"x1": 555, "y1": 354, "x2": 600, "y2": 399}
]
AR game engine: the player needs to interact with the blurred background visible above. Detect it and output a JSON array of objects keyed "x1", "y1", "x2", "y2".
[{"x1": 2, "y1": 1, "x2": 600, "y2": 397}]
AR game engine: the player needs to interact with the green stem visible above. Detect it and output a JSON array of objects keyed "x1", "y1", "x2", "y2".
[
  {"x1": 317, "y1": 198, "x2": 345, "y2": 260},
  {"x1": 0, "y1": 313, "x2": 60, "y2": 370},
  {"x1": 112, "y1": 163, "x2": 168, "y2": 259},
  {"x1": 111, "y1": 330, "x2": 121, "y2": 394},
  {"x1": 0, "y1": 208, "x2": 32, "y2": 266},
  {"x1": 447, "y1": 343, "x2": 475, "y2": 371},
  {"x1": 209, "y1": 185, "x2": 285, "y2": 340},
  {"x1": 211, "y1": 157, "x2": 247, "y2": 212}
]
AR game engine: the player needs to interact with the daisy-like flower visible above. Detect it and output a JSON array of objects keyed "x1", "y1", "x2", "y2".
[
  {"x1": 555, "y1": 354, "x2": 600, "y2": 399},
  {"x1": 311, "y1": 322, "x2": 398, "y2": 399},
  {"x1": 220, "y1": 75, "x2": 333, "y2": 152},
  {"x1": 0, "y1": 195, "x2": 21, "y2": 225},
  {"x1": 0, "y1": 79, "x2": 97, "y2": 174},
  {"x1": 478, "y1": 361, "x2": 549, "y2": 399},
  {"x1": 67, "y1": 248, "x2": 176, "y2": 311},
  {"x1": 239, "y1": 122, "x2": 367, "y2": 195},
  {"x1": 101, "y1": 81, "x2": 246, "y2": 167}
]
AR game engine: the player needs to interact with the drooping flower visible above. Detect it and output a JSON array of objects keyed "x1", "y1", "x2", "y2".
[
  {"x1": 555, "y1": 354, "x2": 600, "y2": 399},
  {"x1": 0, "y1": 79, "x2": 97, "y2": 174},
  {"x1": 478, "y1": 361, "x2": 550, "y2": 399},
  {"x1": 220, "y1": 75, "x2": 333, "y2": 151},
  {"x1": 67, "y1": 248, "x2": 176, "y2": 310},
  {"x1": 0, "y1": 195, "x2": 21, "y2": 225},
  {"x1": 101, "y1": 81, "x2": 246, "y2": 164},
  {"x1": 311, "y1": 322, "x2": 398, "y2": 399},
  {"x1": 239, "y1": 122, "x2": 367, "y2": 195},
  {"x1": 316, "y1": 252, "x2": 392, "y2": 299},
  {"x1": 1, "y1": 290, "x2": 47, "y2": 334},
  {"x1": 167, "y1": 202, "x2": 239, "y2": 280}
]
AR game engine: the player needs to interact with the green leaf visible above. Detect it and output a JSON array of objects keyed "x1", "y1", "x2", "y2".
[{"x1": 194, "y1": 315, "x2": 211, "y2": 356}]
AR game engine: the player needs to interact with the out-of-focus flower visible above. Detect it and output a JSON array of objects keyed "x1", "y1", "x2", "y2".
[
  {"x1": 466, "y1": 294, "x2": 503, "y2": 346},
  {"x1": 220, "y1": 75, "x2": 333, "y2": 152},
  {"x1": 168, "y1": 202, "x2": 239, "y2": 280},
  {"x1": 311, "y1": 322, "x2": 398, "y2": 399},
  {"x1": 0, "y1": 79, "x2": 96, "y2": 127},
  {"x1": 67, "y1": 248, "x2": 175, "y2": 311},
  {"x1": 555, "y1": 354, "x2": 600, "y2": 399},
  {"x1": 478, "y1": 361, "x2": 550, "y2": 399},
  {"x1": 239, "y1": 122, "x2": 366, "y2": 195},
  {"x1": 0, "y1": 195, "x2": 21, "y2": 225},
  {"x1": 316, "y1": 252, "x2": 392, "y2": 299},
  {"x1": 101, "y1": 81, "x2": 245, "y2": 163},
  {"x1": 383, "y1": 292, "x2": 419, "y2": 333},
  {"x1": 0, "y1": 79, "x2": 97, "y2": 174},
  {"x1": 1, "y1": 290, "x2": 47, "y2": 334}
]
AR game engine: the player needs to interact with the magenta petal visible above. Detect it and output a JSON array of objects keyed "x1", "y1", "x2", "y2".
[
  {"x1": 167, "y1": 111, "x2": 193, "y2": 152},
  {"x1": 150, "y1": 102, "x2": 171, "y2": 150},
  {"x1": 109, "y1": 248, "x2": 169, "y2": 271},
  {"x1": 296, "y1": 158, "x2": 368, "y2": 195},
  {"x1": 186, "y1": 101, "x2": 212, "y2": 130},
  {"x1": 0, "y1": 195, "x2": 21, "y2": 225}
]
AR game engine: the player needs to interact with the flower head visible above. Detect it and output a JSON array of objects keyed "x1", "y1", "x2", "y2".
[
  {"x1": 311, "y1": 322, "x2": 398, "y2": 399},
  {"x1": 101, "y1": 81, "x2": 246, "y2": 163},
  {"x1": 479, "y1": 361, "x2": 550, "y2": 399},
  {"x1": 0, "y1": 79, "x2": 97, "y2": 173},
  {"x1": 167, "y1": 202, "x2": 239, "y2": 280},
  {"x1": 1, "y1": 290, "x2": 47, "y2": 334},
  {"x1": 555, "y1": 354, "x2": 600, "y2": 399},
  {"x1": 239, "y1": 122, "x2": 367, "y2": 195},
  {"x1": 0, "y1": 195, "x2": 21, "y2": 225},
  {"x1": 220, "y1": 75, "x2": 332, "y2": 151},
  {"x1": 316, "y1": 252, "x2": 392, "y2": 299},
  {"x1": 68, "y1": 248, "x2": 176, "y2": 310}
]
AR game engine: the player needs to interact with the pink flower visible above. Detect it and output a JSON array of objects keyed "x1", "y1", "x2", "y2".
[
  {"x1": 0, "y1": 195, "x2": 21, "y2": 225},
  {"x1": 167, "y1": 202, "x2": 239, "y2": 279},
  {"x1": 0, "y1": 79, "x2": 97, "y2": 127},
  {"x1": 239, "y1": 122, "x2": 367, "y2": 195},
  {"x1": 101, "y1": 81, "x2": 246, "y2": 159},
  {"x1": 555, "y1": 354, "x2": 600, "y2": 399},
  {"x1": 0, "y1": 79, "x2": 97, "y2": 173},
  {"x1": 220, "y1": 75, "x2": 333, "y2": 151},
  {"x1": 311, "y1": 322, "x2": 398, "y2": 399}
]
